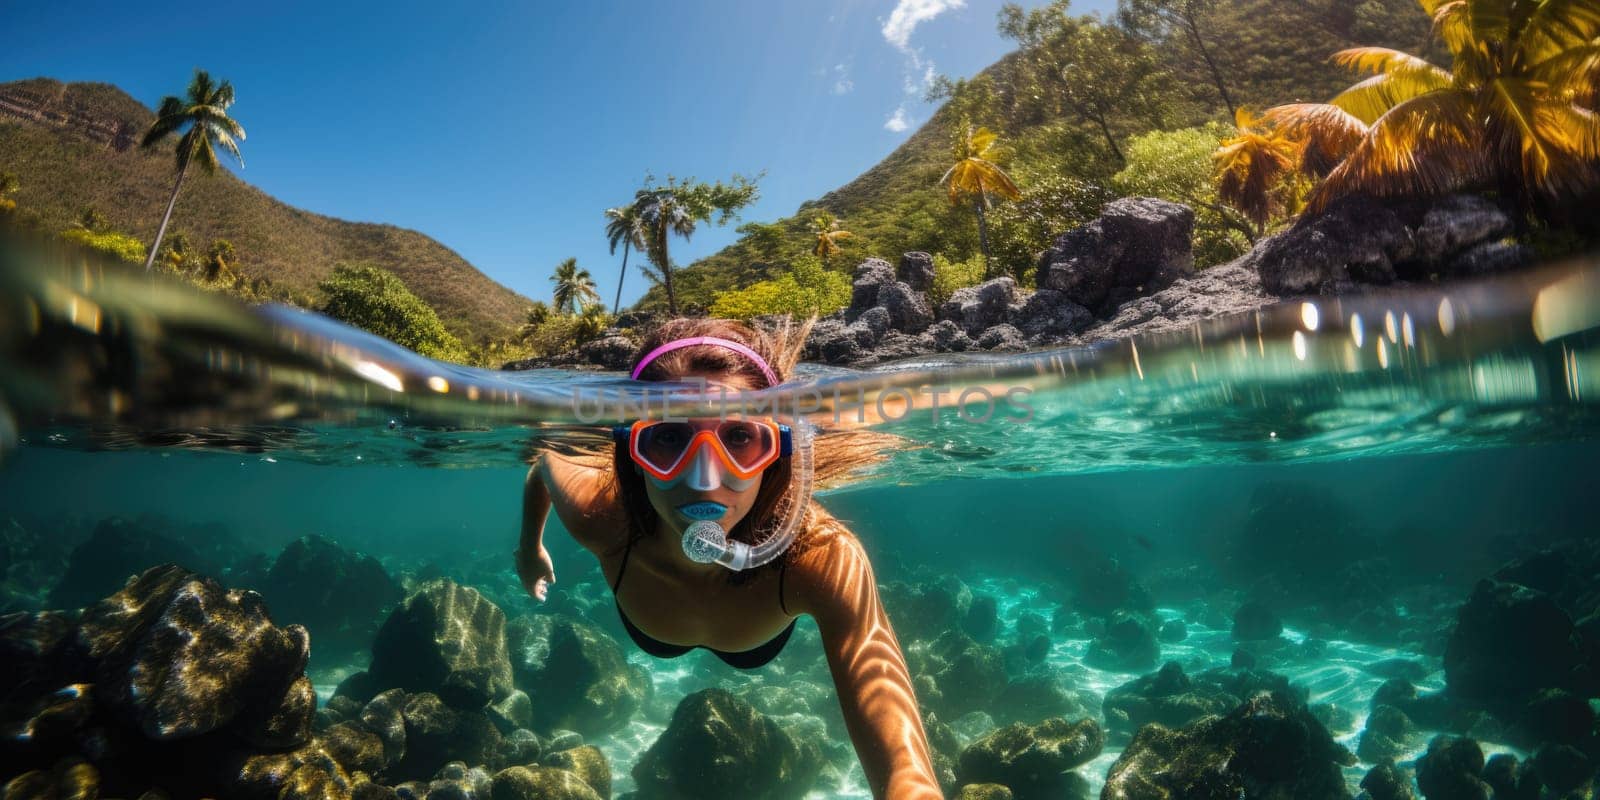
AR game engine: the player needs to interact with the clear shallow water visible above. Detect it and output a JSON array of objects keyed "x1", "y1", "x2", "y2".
[{"x1": 3, "y1": 240, "x2": 1599, "y2": 798}]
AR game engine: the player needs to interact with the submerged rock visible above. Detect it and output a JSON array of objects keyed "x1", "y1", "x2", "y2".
[
  {"x1": 1102, "y1": 662, "x2": 1239, "y2": 735},
  {"x1": 506, "y1": 614, "x2": 650, "y2": 737},
  {"x1": 48, "y1": 518, "x2": 219, "y2": 610},
  {"x1": 956, "y1": 717, "x2": 1102, "y2": 800},
  {"x1": 630, "y1": 689, "x2": 823, "y2": 800},
  {"x1": 255, "y1": 534, "x2": 404, "y2": 663},
  {"x1": 1084, "y1": 611, "x2": 1160, "y2": 673},
  {"x1": 367, "y1": 579, "x2": 514, "y2": 710},
  {"x1": 1101, "y1": 690, "x2": 1353, "y2": 800},
  {"x1": 1444, "y1": 578, "x2": 1583, "y2": 707},
  {"x1": 1414, "y1": 735, "x2": 1490, "y2": 800}
]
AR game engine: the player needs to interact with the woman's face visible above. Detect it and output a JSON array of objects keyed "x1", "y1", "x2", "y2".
[{"x1": 640, "y1": 373, "x2": 763, "y2": 536}]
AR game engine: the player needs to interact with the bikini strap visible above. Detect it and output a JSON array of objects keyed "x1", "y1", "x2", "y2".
[
  {"x1": 778, "y1": 557, "x2": 790, "y2": 616},
  {"x1": 613, "y1": 537, "x2": 634, "y2": 594}
]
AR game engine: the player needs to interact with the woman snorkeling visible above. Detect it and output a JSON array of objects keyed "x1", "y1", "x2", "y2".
[{"x1": 515, "y1": 317, "x2": 944, "y2": 800}]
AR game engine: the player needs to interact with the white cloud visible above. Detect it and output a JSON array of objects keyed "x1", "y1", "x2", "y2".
[
  {"x1": 882, "y1": 0, "x2": 966, "y2": 52},
  {"x1": 879, "y1": 0, "x2": 961, "y2": 125},
  {"x1": 832, "y1": 63, "x2": 854, "y2": 95},
  {"x1": 884, "y1": 106, "x2": 912, "y2": 132}
]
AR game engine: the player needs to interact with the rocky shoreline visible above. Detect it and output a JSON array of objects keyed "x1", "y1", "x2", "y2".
[{"x1": 510, "y1": 193, "x2": 1530, "y2": 371}]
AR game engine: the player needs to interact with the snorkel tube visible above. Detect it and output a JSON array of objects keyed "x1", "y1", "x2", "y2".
[{"x1": 681, "y1": 419, "x2": 815, "y2": 571}]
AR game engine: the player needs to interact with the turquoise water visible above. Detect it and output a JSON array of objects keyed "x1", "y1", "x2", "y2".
[{"x1": 3, "y1": 242, "x2": 1599, "y2": 798}]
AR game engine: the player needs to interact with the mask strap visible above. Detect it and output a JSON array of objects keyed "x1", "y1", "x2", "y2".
[{"x1": 630, "y1": 336, "x2": 779, "y2": 386}]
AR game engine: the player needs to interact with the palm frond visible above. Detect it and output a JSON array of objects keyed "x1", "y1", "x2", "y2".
[
  {"x1": 141, "y1": 97, "x2": 188, "y2": 147},
  {"x1": 1332, "y1": 46, "x2": 1449, "y2": 77},
  {"x1": 187, "y1": 70, "x2": 215, "y2": 106},
  {"x1": 1331, "y1": 69, "x2": 1454, "y2": 124},
  {"x1": 1519, "y1": 0, "x2": 1600, "y2": 64},
  {"x1": 1310, "y1": 88, "x2": 1486, "y2": 212},
  {"x1": 1262, "y1": 103, "x2": 1370, "y2": 175}
]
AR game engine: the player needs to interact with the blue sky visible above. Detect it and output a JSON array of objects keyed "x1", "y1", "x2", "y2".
[{"x1": 3, "y1": 0, "x2": 1114, "y2": 309}]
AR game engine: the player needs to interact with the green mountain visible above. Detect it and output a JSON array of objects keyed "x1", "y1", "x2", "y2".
[
  {"x1": 0, "y1": 78, "x2": 531, "y2": 342},
  {"x1": 656, "y1": 0, "x2": 1433, "y2": 310}
]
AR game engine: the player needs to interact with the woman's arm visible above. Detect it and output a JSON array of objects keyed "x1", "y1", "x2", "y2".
[
  {"x1": 791, "y1": 534, "x2": 944, "y2": 800},
  {"x1": 516, "y1": 458, "x2": 556, "y2": 600}
]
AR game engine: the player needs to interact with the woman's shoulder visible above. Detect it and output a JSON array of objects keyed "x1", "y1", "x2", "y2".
[
  {"x1": 784, "y1": 505, "x2": 874, "y2": 618},
  {"x1": 539, "y1": 451, "x2": 627, "y2": 546}
]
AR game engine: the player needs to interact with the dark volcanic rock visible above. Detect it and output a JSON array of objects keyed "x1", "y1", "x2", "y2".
[
  {"x1": 367, "y1": 579, "x2": 515, "y2": 710},
  {"x1": 1101, "y1": 690, "x2": 1353, "y2": 800},
  {"x1": 575, "y1": 333, "x2": 639, "y2": 372},
  {"x1": 1240, "y1": 193, "x2": 1520, "y2": 294},
  {"x1": 939, "y1": 277, "x2": 1019, "y2": 334},
  {"x1": 957, "y1": 717, "x2": 1103, "y2": 800},
  {"x1": 1038, "y1": 197, "x2": 1195, "y2": 316},
  {"x1": 899, "y1": 251, "x2": 935, "y2": 293},
  {"x1": 878, "y1": 281, "x2": 933, "y2": 333},
  {"x1": 631, "y1": 689, "x2": 823, "y2": 800},
  {"x1": 75, "y1": 564, "x2": 313, "y2": 744},
  {"x1": 48, "y1": 518, "x2": 219, "y2": 610},
  {"x1": 1085, "y1": 611, "x2": 1160, "y2": 673},
  {"x1": 1414, "y1": 735, "x2": 1489, "y2": 800},
  {"x1": 1232, "y1": 601, "x2": 1284, "y2": 641},
  {"x1": 1102, "y1": 662, "x2": 1239, "y2": 735},
  {"x1": 1010, "y1": 288, "x2": 1092, "y2": 340},
  {"x1": 1360, "y1": 760, "x2": 1416, "y2": 800},
  {"x1": 1080, "y1": 264, "x2": 1268, "y2": 342},
  {"x1": 849, "y1": 258, "x2": 897, "y2": 313},
  {"x1": 256, "y1": 535, "x2": 404, "y2": 663},
  {"x1": 1444, "y1": 578, "x2": 1582, "y2": 707}
]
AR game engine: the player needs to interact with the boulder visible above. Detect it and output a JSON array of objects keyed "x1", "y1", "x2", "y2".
[
  {"x1": 1414, "y1": 735, "x2": 1490, "y2": 800},
  {"x1": 48, "y1": 518, "x2": 219, "y2": 610},
  {"x1": 956, "y1": 717, "x2": 1103, "y2": 800},
  {"x1": 367, "y1": 579, "x2": 515, "y2": 710},
  {"x1": 507, "y1": 614, "x2": 651, "y2": 738},
  {"x1": 1038, "y1": 197, "x2": 1195, "y2": 316},
  {"x1": 1009, "y1": 289, "x2": 1092, "y2": 339},
  {"x1": 849, "y1": 258, "x2": 897, "y2": 312},
  {"x1": 1102, "y1": 662, "x2": 1239, "y2": 734},
  {"x1": 899, "y1": 252, "x2": 935, "y2": 294},
  {"x1": 1085, "y1": 611, "x2": 1160, "y2": 673},
  {"x1": 74, "y1": 564, "x2": 314, "y2": 745},
  {"x1": 1444, "y1": 579, "x2": 1582, "y2": 707},
  {"x1": 1232, "y1": 601, "x2": 1284, "y2": 641},
  {"x1": 630, "y1": 689, "x2": 823, "y2": 800},
  {"x1": 1101, "y1": 691, "x2": 1353, "y2": 800},
  {"x1": 920, "y1": 320, "x2": 973, "y2": 353},
  {"x1": 878, "y1": 281, "x2": 933, "y2": 333},
  {"x1": 575, "y1": 334, "x2": 639, "y2": 372},
  {"x1": 939, "y1": 278, "x2": 1019, "y2": 334},
  {"x1": 976, "y1": 324, "x2": 1026, "y2": 352},
  {"x1": 256, "y1": 535, "x2": 404, "y2": 664}
]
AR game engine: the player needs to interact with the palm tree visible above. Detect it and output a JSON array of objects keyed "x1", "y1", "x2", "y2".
[
  {"x1": 1262, "y1": 0, "x2": 1600, "y2": 215},
  {"x1": 809, "y1": 213, "x2": 854, "y2": 264},
  {"x1": 633, "y1": 186, "x2": 694, "y2": 315},
  {"x1": 940, "y1": 121, "x2": 1022, "y2": 274},
  {"x1": 604, "y1": 203, "x2": 646, "y2": 313},
  {"x1": 1214, "y1": 108, "x2": 1303, "y2": 236},
  {"x1": 632, "y1": 175, "x2": 760, "y2": 315},
  {"x1": 550, "y1": 257, "x2": 601, "y2": 315},
  {"x1": 139, "y1": 69, "x2": 246, "y2": 271}
]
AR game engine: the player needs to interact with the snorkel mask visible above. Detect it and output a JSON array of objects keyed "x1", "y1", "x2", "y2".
[{"x1": 620, "y1": 335, "x2": 816, "y2": 571}]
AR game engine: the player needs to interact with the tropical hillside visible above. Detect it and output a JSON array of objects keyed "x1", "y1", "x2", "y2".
[
  {"x1": 0, "y1": 77, "x2": 531, "y2": 343},
  {"x1": 642, "y1": 0, "x2": 1450, "y2": 311}
]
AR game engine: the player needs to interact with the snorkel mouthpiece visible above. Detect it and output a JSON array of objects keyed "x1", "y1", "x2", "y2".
[{"x1": 682, "y1": 520, "x2": 751, "y2": 570}]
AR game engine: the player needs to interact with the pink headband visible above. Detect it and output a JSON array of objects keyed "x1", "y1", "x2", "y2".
[{"x1": 630, "y1": 336, "x2": 779, "y2": 386}]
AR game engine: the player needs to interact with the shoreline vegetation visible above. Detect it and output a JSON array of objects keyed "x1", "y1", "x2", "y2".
[{"x1": 1, "y1": 0, "x2": 1595, "y2": 372}]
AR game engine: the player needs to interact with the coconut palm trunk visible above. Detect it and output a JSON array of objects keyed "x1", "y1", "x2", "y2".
[
  {"x1": 973, "y1": 195, "x2": 994, "y2": 275},
  {"x1": 144, "y1": 159, "x2": 190, "y2": 271},
  {"x1": 612, "y1": 241, "x2": 630, "y2": 314}
]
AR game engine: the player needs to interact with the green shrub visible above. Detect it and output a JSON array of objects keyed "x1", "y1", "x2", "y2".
[
  {"x1": 929, "y1": 253, "x2": 986, "y2": 307},
  {"x1": 1110, "y1": 124, "x2": 1251, "y2": 266},
  {"x1": 59, "y1": 227, "x2": 146, "y2": 263},
  {"x1": 709, "y1": 256, "x2": 852, "y2": 320},
  {"x1": 318, "y1": 262, "x2": 466, "y2": 362}
]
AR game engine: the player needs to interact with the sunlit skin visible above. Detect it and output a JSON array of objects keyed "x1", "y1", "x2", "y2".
[{"x1": 516, "y1": 375, "x2": 943, "y2": 800}]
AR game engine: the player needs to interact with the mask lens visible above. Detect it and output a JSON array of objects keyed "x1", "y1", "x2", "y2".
[
  {"x1": 636, "y1": 422, "x2": 695, "y2": 473},
  {"x1": 717, "y1": 421, "x2": 777, "y2": 472}
]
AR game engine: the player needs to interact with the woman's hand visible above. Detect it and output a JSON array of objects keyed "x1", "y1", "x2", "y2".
[{"x1": 516, "y1": 544, "x2": 555, "y2": 602}]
